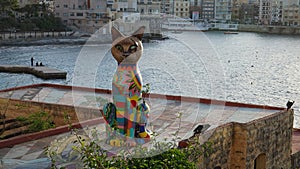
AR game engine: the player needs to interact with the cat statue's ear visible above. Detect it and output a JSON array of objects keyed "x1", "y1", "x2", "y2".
[
  {"x1": 111, "y1": 26, "x2": 124, "y2": 41},
  {"x1": 132, "y1": 26, "x2": 145, "y2": 40}
]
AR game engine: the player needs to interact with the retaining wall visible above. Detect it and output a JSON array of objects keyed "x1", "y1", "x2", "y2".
[{"x1": 239, "y1": 24, "x2": 300, "y2": 34}]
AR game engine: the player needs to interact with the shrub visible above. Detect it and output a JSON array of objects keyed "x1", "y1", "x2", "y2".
[
  {"x1": 46, "y1": 116, "x2": 211, "y2": 169},
  {"x1": 27, "y1": 111, "x2": 55, "y2": 132}
]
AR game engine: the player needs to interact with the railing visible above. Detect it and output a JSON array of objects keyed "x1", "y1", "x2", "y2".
[{"x1": 0, "y1": 31, "x2": 74, "y2": 41}]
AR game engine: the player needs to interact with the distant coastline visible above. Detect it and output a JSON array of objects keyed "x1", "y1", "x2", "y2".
[
  {"x1": 1, "y1": 25, "x2": 300, "y2": 47},
  {"x1": 0, "y1": 38, "x2": 88, "y2": 47}
]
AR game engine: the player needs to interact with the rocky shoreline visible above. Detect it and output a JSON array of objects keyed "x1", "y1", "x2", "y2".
[{"x1": 0, "y1": 37, "x2": 94, "y2": 47}]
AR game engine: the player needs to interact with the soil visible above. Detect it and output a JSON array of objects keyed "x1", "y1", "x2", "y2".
[{"x1": 0, "y1": 98, "x2": 81, "y2": 139}]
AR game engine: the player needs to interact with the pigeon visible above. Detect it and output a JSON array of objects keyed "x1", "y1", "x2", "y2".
[{"x1": 286, "y1": 100, "x2": 295, "y2": 110}]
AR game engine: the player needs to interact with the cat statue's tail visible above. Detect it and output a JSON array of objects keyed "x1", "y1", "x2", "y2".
[{"x1": 102, "y1": 102, "x2": 151, "y2": 146}]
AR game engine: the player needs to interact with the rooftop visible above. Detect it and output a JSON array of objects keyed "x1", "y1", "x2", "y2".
[{"x1": 0, "y1": 83, "x2": 294, "y2": 168}]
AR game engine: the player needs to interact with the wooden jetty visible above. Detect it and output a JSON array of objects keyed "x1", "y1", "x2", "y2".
[{"x1": 0, "y1": 65, "x2": 67, "y2": 79}]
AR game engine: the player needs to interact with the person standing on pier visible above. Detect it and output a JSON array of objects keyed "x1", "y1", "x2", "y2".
[{"x1": 31, "y1": 57, "x2": 34, "y2": 66}]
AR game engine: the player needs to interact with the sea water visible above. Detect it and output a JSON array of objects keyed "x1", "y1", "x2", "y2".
[{"x1": 1, "y1": 31, "x2": 300, "y2": 127}]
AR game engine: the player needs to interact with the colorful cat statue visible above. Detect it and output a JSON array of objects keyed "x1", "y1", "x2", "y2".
[{"x1": 102, "y1": 26, "x2": 151, "y2": 147}]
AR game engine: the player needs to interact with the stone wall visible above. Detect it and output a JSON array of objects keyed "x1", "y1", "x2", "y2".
[
  {"x1": 229, "y1": 123, "x2": 247, "y2": 168},
  {"x1": 245, "y1": 110, "x2": 293, "y2": 169},
  {"x1": 198, "y1": 123, "x2": 234, "y2": 169},
  {"x1": 199, "y1": 109, "x2": 293, "y2": 169},
  {"x1": 238, "y1": 24, "x2": 300, "y2": 34},
  {"x1": 291, "y1": 151, "x2": 300, "y2": 168}
]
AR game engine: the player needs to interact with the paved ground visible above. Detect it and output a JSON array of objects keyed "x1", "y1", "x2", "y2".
[{"x1": 0, "y1": 84, "x2": 280, "y2": 168}]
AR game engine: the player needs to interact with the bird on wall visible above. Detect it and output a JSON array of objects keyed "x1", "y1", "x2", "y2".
[{"x1": 286, "y1": 100, "x2": 295, "y2": 110}]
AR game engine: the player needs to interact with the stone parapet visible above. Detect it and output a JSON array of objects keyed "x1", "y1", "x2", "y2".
[{"x1": 198, "y1": 109, "x2": 293, "y2": 169}]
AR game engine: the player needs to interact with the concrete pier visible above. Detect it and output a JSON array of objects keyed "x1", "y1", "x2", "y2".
[{"x1": 0, "y1": 65, "x2": 67, "y2": 79}]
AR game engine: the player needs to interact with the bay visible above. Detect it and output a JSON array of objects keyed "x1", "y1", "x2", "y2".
[{"x1": 1, "y1": 31, "x2": 300, "y2": 126}]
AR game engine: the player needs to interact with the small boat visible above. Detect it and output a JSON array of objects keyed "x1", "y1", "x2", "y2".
[{"x1": 224, "y1": 31, "x2": 239, "y2": 34}]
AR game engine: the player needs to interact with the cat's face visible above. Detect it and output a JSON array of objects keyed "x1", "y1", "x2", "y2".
[{"x1": 111, "y1": 26, "x2": 145, "y2": 65}]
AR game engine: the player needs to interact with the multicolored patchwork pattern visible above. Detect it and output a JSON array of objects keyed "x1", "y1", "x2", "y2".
[{"x1": 102, "y1": 64, "x2": 150, "y2": 145}]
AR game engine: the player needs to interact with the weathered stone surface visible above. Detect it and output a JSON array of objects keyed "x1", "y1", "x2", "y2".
[{"x1": 198, "y1": 109, "x2": 294, "y2": 169}]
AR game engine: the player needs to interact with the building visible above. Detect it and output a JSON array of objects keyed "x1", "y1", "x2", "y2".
[
  {"x1": 137, "y1": 0, "x2": 161, "y2": 14},
  {"x1": 201, "y1": 0, "x2": 215, "y2": 21},
  {"x1": 258, "y1": 0, "x2": 272, "y2": 24},
  {"x1": 270, "y1": 0, "x2": 283, "y2": 25},
  {"x1": 215, "y1": 0, "x2": 232, "y2": 22},
  {"x1": 282, "y1": 4, "x2": 300, "y2": 26},
  {"x1": 110, "y1": 0, "x2": 138, "y2": 25},
  {"x1": 190, "y1": 0, "x2": 201, "y2": 20},
  {"x1": 281, "y1": 0, "x2": 300, "y2": 26},
  {"x1": 54, "y1": 0, "x2": 110, "y2": 33},
  {"x1": 161, "y1": 0, "x2": 174, "y2": 14},
  {"x1": 239, "y1": 3, "x2": 259, "y2": 24},
  {"x1": 231, "y1": 0, "x2": 249, "y2": 23},
  {"x1": 173, "y1": 0, "x2": 190, "y2": 18}
]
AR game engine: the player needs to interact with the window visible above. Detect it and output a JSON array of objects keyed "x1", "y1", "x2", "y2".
[
  {"x1": 63, "y1": 4, "x2": 68, "y2": 8},
  {"x1": 77, "y1": 13, "x2": 83, "y2": 16}
]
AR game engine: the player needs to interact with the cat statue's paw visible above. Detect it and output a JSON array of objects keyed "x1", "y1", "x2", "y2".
[{"x1": 109, "y1": 139, "x2": 123, "y2": 147}]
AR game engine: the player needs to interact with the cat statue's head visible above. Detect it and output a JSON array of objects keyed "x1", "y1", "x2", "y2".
[{"x1": 111, "y1": 26, "x2": 145, "y2": 65}]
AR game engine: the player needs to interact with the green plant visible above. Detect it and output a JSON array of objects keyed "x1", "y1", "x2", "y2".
[
  {"x1": 46, "y1": 113, "x2": 212, "y2": 169},
  {"x1": 16, "y1": 116, "x2": 27, "y2": 122},
  {"x1": 27, "y1": 111, "x2": 55, "y2": 132}
]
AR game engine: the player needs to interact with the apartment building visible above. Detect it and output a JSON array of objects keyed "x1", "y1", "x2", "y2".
[
  {"x1": 270, "y1": 0, "x2": 283, "y2": 25},
  {"x1": 258, "y1": 0, "x2": 273, "y2": 24},
  {"x1": 241, "y1": 3, "x2": 259, "y2": 24},
  {"x1": 282, "y1": 4, "x2": 300, "y2": 26},
  {"x1": 173, "y1": 0, "x2": 190, "y2": 18},
  {"x1": 201, "y1": 0, "x2": 215, "y2": 21},
  {"x1": 137, "y1": 0, "x2": 161, "y2": 14},
  {"x1": 161, "y1": 0, "x2": 174, "y2": 14},
  {"x1": 231, "y1": 0, "x2": 248, "y2": 22},
  {"x1": 215, "y1": 0, "x2": 232, "y2": 21},
  {"x1": 55, "y1": 0, "x2": 110, "y2": 33},
  {"x1": 114, "y1": 0, "x2": 138, "y2": 12}
]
